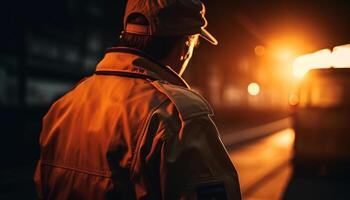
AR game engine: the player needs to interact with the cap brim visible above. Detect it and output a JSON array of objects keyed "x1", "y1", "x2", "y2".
[{"x1": 200, "y1": 28, "x2": 218, "y2": 45}]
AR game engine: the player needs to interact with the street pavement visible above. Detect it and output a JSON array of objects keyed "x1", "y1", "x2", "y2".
[
  {"x1": 229, "y1": 128, "x2": 294, "y2": 200},
  {"x1": 229, "y1": 128, "x2": 350, "y2": 200}
]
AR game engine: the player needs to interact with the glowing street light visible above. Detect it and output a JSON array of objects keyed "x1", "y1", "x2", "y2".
[{"x1": 248, "y1": 82, "x2": 260, "y2": 96}]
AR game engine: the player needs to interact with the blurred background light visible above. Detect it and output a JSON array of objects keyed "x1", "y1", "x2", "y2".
[
  {"x1": 292, "y1": 49, "x2": 332, "y2": 78},
  {"x1": 288, "y1": 94, "x2": 299, "y2": 106},
  {"x1": 248, "y1": 82, "x2": 260, "y2": 96},
  {"x1": 254, "y1": 45, "x2": 266, "y2": 57},
  {"x1": 292, "y1": 45, "x2": 350, "y2": 78},
  {"x1": 332, "y1": 44, "x2": 350, "y2": 68}
]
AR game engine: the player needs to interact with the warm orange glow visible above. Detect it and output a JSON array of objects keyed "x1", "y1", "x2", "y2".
[
  {"x1": 247, "y1": 82, "x2": 260, "y2": 96},
  {"x1": 292, "y1": 49, "x2": 332, "y2": 78},
  {"x1": 288, "y1": 94, "x2": 299, "y2": 106},
  {"x1": 332, "y1": 44, "x2": 350, "y2": 68},
  {"x1": 254, "y1": 45, "x2": 265, "y2": 56},
  {"x1": 275, "y1": 128, "x2": 295, "y2": 147},
  {"x1": 276, "y1": 48, "x2": 294, "y2": 62},
  {"x1": 267, "y1": 34, "x2": 313, "y2": 63}
]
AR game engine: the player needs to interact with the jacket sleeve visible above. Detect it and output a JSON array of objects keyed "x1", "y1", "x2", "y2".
[
  {"x1": 131, "y1": 99, "x2": 241, "y2": 200},
  {"x1": 160, "y1": 112, "x2": 241, "y2": 200}
]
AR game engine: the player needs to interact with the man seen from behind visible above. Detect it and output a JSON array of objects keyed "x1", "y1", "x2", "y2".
[{"x1": 34, "y1": 0, "x2": 242, "y2": 199}]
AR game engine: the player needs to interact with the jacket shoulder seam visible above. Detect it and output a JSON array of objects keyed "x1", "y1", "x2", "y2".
[{"x1": 150, "y1": 81, "x2": 213, "y2": 120}]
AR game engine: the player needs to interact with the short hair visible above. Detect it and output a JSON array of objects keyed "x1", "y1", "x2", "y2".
[{"x1": 118, "y1": 13, "x2": 185, "y2": 60}]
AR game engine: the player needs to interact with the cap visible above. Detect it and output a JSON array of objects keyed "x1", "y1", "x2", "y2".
[{"x1": 123, "y1": 0, "x2": 218, "y2": 45}]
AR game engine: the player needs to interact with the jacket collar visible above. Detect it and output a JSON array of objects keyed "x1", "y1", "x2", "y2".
[{"x1": 95, "y1": 47, "x2": 190, "y2": 88}]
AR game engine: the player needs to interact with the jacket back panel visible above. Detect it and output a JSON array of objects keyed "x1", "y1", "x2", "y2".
[{"x1": 35, "y1": 74, "x2": 166, "y2": 199}]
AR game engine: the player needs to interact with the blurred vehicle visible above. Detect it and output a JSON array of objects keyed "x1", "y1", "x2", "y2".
[{"x1": 293, "y1": 68, "x2": 350, "y2": 170}]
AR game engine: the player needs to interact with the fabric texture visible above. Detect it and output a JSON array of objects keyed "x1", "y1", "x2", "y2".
[{"x1": 34, "y1": 47, "x2": 241, "y2": 199}]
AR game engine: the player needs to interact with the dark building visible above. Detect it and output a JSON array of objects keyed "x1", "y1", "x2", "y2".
[{"x1": 1, "y1": 1, "x2": 125, "y2": 198}]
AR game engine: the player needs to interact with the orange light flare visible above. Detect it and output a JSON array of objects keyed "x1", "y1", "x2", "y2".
[
  {"x1": 275, "y1": 48, "x2": 295, "y2": 62},
  {"x1": 267, "y1": 35, "x2": 312, "y2": 62},
  {"x1": 265, "y1": 37, "x2": 312, "y2": 81},
  {"x1": 266, "y1": 45, "x2": 300, "y2": 82}
]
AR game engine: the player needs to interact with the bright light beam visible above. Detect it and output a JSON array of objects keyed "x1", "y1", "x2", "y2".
[
  {"x1": 292, "y1": 49, "x2": 332, "y2": 78},
  {"x1": 332, "y1": 44, "x2": 350, "y2": 68}
]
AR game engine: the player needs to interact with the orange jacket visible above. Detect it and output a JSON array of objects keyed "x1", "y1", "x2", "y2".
[{"x1": 34, "y1": 47, "x2": 241, "y2": 199}]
